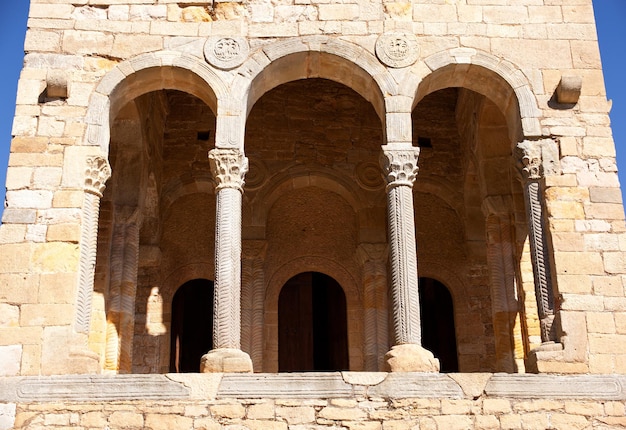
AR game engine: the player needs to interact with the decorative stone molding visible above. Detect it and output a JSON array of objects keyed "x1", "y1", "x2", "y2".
[
  {"x1": 375, "y1": 32, "x2": 420, "y2": 68},
  {"x1": 3, "y1": 374, "x2": 626, "y2": 403},
  {"x1": 209, "y1": 148, "x2": 249, "y2": 192},
  {"x1": 204, "y1": 36, "x2": 249, "y2": 70},
  {"x1": 515, "y1": 141, "x2": 556, "y2": 344},
  {"x1": 74, "y1": 156, "x2": 111, "y2": 335}
]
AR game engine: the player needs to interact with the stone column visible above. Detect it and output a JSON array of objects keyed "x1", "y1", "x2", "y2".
[
  {"x1": 71, "y1": 155, "x2": 111, "y2": 372},
  {"x1": 104, "y1": 205, "x2": 140, "y2": 373},
  {"x1": 75, "y1": 155, "x2": 111, "y2": 335},
  {"x1": 516, "y1": 142, "x2": 556, "y2": 344},
  {"x1": 380, "y1": 145, "x2": 439, "y2": 372},
  {"x1": 482, "y1": 195, "x2": 523, "y2": 372},
  {"x1": 241, "y1": 240, "x2": 267, "y2": 372},
  {"x1": 357, "y1": 243, "x2": 389, "y2": 371},
  {"x1": 201, "y1": 148, "x2": 253, "y2": 373}
]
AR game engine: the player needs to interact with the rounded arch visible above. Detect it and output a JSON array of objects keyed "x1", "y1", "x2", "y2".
[
  {"x1": 264, "y1": 256, "x2": 363, "y2": 372},
  {"x1": 236, "y1": 36, "x2": 393, "y2": 123},
  {"x1": 248, "y1": 165, "x2": 368, "y2": 227},
  {"x1": 409, "y1": 48, "x2": 541, "y2": 141},
  {"x1": 160, "y1": 174, "x2": 215, "y2": 217},
  {"x1": 160, "y1": 263, "x2": 215, "y2": 307},
  {"x1": 83, "y1": 51, "x2": 229, "y2": 153},
  {"x1": 417, "y1": 260, "x2": 467, "y2": 309}
]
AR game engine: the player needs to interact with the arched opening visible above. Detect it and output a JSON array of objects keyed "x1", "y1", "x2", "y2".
[
  {"x1": 419, "y1": 277, "x2": 458, "y2": 372},
  {"x1": 169, "y1": 279, "x2": 214, "y2": 373},
  {"x1": 278, "y1": 272, "x2": 349, "y2": 372}
]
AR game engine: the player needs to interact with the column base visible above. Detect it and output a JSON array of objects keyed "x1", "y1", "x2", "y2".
[
  {"x1": 525, "y1": 342, "x2": 587, "y2": 373},
  {"x1": 200, "y1": 348, "x2": 253, "y2": 373},
  {"x1": 68, "y1": 346, "x2": 100, "y2": 374},
  {"x1": 384, "y1": 344, "x2": 440, "y2": 372}
]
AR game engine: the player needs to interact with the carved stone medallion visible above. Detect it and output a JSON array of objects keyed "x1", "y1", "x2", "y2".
[
  {"x1": 375, "y1": 32, "x2": 419, "y2": 68},
  {"x1": 355, "y1": 161, "x2": 384, "y2": 190},
  {"x1": 204, "y1": 36, "x2": 249, "y2": 70}
]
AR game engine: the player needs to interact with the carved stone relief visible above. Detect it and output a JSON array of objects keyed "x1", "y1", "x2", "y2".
[
  {"x1": 375, "y1": 32, "x2": 420, "y2": 68},
  {"x1": 204, "y1": 36, "x2": 249, "y2": 70}
]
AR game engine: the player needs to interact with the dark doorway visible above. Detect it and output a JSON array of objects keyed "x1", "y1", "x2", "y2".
[
  {"x1": 169, "y1": 279, "x2": 213, "y2": 372},
  {"x1": 419, "y1": 277, "x2": 459, "y2": 372},
  {"x1": 278, "y1": 272, "x2": 349, "y2": 372}
]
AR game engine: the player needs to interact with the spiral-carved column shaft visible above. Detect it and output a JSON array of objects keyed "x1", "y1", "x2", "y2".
[
  {"x1": 105, "y1": 206, "x2": 139, "y2": 372},
  {"x1": 380, "y1": 145, "x2": 439, "y2": 372},
  {"x1": 242, "y1": 241, "x2": 267, "y2": 371},
  {"x1": 213, "y1": 187, "x2": 243, "y2": 349},
  {"x1": 482, "y1": 195, "x2": 521, "y2": 372},
  {"x1": 357, "y1": 244, "x2": 389, "y2": 371},
  {"x1": 75, "y1": 156, "x2": 111, "y2": 336},
  {"x1": 517, "y1": 142, "x2": 556, "y2": 343},
  {"x1": 202, "y1": 148, "x2": 252, "y2": 373},
  {"x1": 380, "y1": 146, "x2": 422, "y2": 346}
]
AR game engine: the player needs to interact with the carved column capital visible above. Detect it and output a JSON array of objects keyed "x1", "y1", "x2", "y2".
[
  {"x1": 242, "y1": 240, "x2": 268, "y2": 261},
  {"x1": 515, "y1": 141, "x2": 543, "y2": 181},
  {"x1": 84, "y1": 155, "x2": 111, "y2": 197},
  {"x1": 481, "y1": 195, "x2": 513, "y2": 218},
  {"x1": 380, "y1": 145, "x2": 420, "y2": 191},
  {"x1": 209, "y1": 148, "x2": 249, "y2": 192},
  {"x1": 356, "y1": 243, "x2": 389, "y2": 266}
]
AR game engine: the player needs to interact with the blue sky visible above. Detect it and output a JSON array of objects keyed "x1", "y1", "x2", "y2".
[{"x1": 0, "y1": 1, "x2": 624, "y2": 221}]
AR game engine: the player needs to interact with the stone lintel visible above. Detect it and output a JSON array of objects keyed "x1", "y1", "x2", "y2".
[
  {"x1": 485, "y1": 374, "x2": 626, "y2": 400},
  {"x1": 2, "y1": 373, "x2": 626, "y2": 402}
]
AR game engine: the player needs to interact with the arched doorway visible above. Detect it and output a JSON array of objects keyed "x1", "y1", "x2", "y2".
[
  {"x1": 169, "y1": 279, "x2": 214, "y2": 373},
  {"x1": 419, "y1": 277, "x2": 458, "y2": 372},
  {"x1": 278, "y1": 272, "x2": 349, "y2": 372}
]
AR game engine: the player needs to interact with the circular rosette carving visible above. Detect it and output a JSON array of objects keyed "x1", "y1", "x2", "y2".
[
  {"x1": 243, "y1": 157, "x2": 268, "y2": 191},
  {"x1": 375, "y1": 32, "x2": 420, "y2": 68},
  {"x1": 355, "y1": 161, "x2": 384, "y2": 191},
  {"x1": 204, "y1": 36, "x2": 249, "y2": 70}
]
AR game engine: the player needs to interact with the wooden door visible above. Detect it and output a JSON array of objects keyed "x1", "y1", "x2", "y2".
[{"x1": 279, "y1": 272, "x2": 348, "y2": 372}]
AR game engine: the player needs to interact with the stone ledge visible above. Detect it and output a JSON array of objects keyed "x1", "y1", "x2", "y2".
[{"x1": 1, "y1": 373, "x2": 626, "y2": 403}]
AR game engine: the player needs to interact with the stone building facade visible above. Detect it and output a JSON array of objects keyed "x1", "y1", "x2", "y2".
[{"x1": 1, "y1": 0, "x2": 626, "y2": 428}]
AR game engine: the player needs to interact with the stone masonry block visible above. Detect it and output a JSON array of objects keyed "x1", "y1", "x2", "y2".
[
  {"x1": 0, "y1": 273, "x2": 38, "y2": 304},
  {"x1": 318, "y1": 4, "x2": 359, "y2": 21},
  {"x1": 590, "y1": 187, "x2": 623, "y2": 204},
  {"x1": 21, "y1": 304, "x2": 74, "y2": 326},
  {"x1": 111, "y1": 34, "x2": 163, "y2": 58},
  {"x1": 32, "y1": 242, "x2": 79, "y2": 273},
  {"x1": 554, "y1": 251, "x2": 605, "y2": 275},
  {"x1": 62, "y1": 30, "x2": 113, "y2": 56},
  {"x1": 24, "y1": 30, "x2": 61, "y2": 52},
  {"x1": 0, "y1": 225, "x2": 26, "y2": 244},
  {"x1": 604, "y1": 252, "x2": 626, "y2": 274},
  {"x1": 0, "y1": 345, "x2": 22, "y2": 376},
  {"x1": 276, "y1": 406, "x2": 315, "y2": 424}
]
